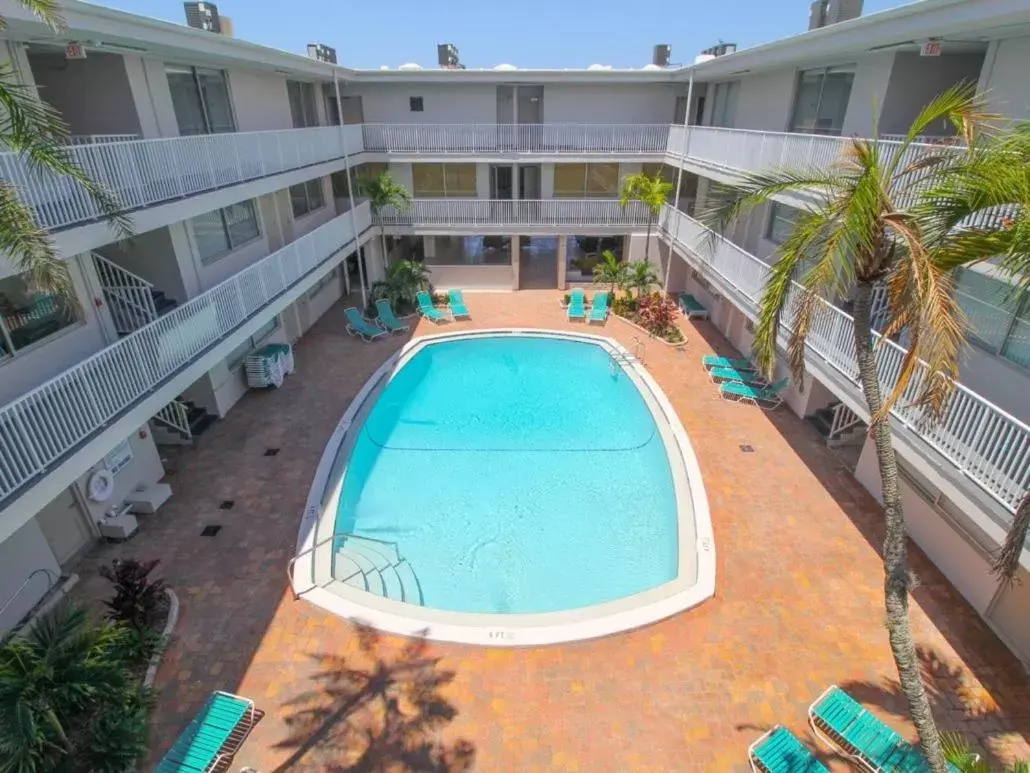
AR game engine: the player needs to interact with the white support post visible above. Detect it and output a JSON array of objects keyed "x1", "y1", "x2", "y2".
[
  {"x1": 674, "y1": 70, "x2": 693, "y2": 213},
  {"x1": 334, "y1": 69, "x2": 365, "y2": 309}
]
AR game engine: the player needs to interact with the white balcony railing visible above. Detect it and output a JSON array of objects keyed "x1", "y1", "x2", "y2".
[
  {"x1": 0, "y1": 203, "x2": 371, "y2": 508},
  {"x1": 362, "y1": 124, "x2": 670, "y2": 155},
  {"x1": 661, "y1": 206, "x2": 1030, "y2": 517},
  {"x1": 0, "y1": 125, "x2": 363, "y2": 232},
  {"x1": 376, "y1": 198, "x2": 653, "y2": 230}
]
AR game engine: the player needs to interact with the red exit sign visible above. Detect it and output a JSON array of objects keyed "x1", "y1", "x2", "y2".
[
  {"x1": 920, "y1": 40, "x2": 943, "y2": 57},
  {"x1": 65, "y1": 42, "x2": 87, "y2": 60}
]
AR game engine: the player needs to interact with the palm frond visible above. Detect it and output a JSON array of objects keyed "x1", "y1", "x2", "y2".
[{"x1": 0, "y1": 0, "x2": 64, "y2": 30}]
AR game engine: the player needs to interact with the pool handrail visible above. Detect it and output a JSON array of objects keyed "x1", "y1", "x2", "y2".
[{"x1": 288, "y1": 531, "x2": 401, "y2": 599}]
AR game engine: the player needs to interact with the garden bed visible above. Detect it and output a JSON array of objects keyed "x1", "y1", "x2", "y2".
[{"x1": 613, "y1": 310, "x2": 687, "y2": 346}]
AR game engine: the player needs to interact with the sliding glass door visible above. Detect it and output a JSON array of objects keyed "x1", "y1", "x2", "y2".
[{"x1": 789, "y1": 65, "x2": 855, "y2": 135}]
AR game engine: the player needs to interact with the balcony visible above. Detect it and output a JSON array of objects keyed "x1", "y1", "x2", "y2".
[
  {"x1": 376, "y1": 198, "x2": 653, "y2": 234},
  {"x1": 0, "y1": 125, "x2": 363, "y2": 233},
  {"x1": 362, "y1": 124, "x2": 670, "y2": 157},
  {"x1": 660, "y1": 206, "x2": 1030, "y2": 523},
  {"x1": 0, "y1": 203, "x2": 373, "y2": 530}
]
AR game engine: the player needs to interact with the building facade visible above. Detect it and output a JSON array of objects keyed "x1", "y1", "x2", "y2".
[{"x1": 0, "y1": 0, "x2": 1027, "y2": 664}]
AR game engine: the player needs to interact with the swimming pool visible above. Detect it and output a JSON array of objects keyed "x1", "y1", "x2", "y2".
[{"x1": 295, "y1": 330, "x2": 714, "y2": 645}]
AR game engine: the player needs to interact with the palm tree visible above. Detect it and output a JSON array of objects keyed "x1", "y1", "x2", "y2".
[
  {"x1": 942, "y1": 731, "x2": 1029, "y2": 772},
  {"x1": 357, "y1": 170, "x2": 412, "y2": 278},
  {"x1": 591, "y1": 249, "x2": 628, "y2": 295},
  {"x1": 0, "y1": 603, "x2": 130, "y2": 771},
  {"x1": 372, "y1": 258, "x2": 432, "y2": 312},
  {"x1": 0, "y1": 1, "x2": 131, "y2": 309},
  {"x1": 698, "y1": 84, "x2": 1021, "y2": 773},
  {"x1": 620, "y1": 171, "x2": 673, "y2": 264},
  {"x1": 625, "y1": 260, "x2": 660, "y2": 298}
]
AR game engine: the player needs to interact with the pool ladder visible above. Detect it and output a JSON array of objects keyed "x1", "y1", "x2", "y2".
[
  {"x1": 288, "y1": 531, "x2": 425, "y2": 605},
  {"x1": 609, "y1": 337, "x2": 645, "y2": 375}
]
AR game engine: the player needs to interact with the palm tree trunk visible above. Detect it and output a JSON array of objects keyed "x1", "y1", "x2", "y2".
[
  {"x1": 852, "y1": 281, "x2": 947, "y2": 773},
  {"x1": 991, "y1": 491, "x2": 1029, "y2": 584},
  {"x1": 380, "y1": 232, "x2": 390, "y2": 279},
  {"x1": 644, "y1": 215, "x2": 654, "y2": 264}
]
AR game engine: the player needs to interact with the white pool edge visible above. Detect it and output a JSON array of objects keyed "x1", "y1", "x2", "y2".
[{"x1": 292, "y1": 328, "x2": 716, "y2": 646}]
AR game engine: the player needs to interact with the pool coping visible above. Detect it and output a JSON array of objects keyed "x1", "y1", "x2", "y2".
[{"x1": 292, "y1": 328, "x2": 716, "y2": 646}]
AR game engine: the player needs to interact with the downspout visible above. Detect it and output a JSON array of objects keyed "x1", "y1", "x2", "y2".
[
  {"x1": 334, "y1": 68, "x2": 366, "y2": 308},
  {"x1": 674, "y1": 69, "x2": 693, "y2": 214}
]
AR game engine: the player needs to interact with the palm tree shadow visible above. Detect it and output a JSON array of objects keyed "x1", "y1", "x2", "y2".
[
  {"x1": 271, "y1": 623, "x2": 475, "y2": 772},
  {"x1": 839, "y1": 645, "x2": 1030, "y2": 767}
]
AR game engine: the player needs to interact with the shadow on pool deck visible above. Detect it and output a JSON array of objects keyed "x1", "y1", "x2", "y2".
[{"x1": 681, "y1": 313, "x2": 1030, "y2": 765}]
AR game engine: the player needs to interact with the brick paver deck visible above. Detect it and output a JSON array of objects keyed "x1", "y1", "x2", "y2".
[{"x1": 70, "y1": 291, "x2": 1030, "y2": 772}]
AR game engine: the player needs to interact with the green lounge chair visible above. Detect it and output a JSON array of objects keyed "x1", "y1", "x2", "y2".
[
  {"x1": 344, "y1": 306, "x2": 388, "y2": 341},
  {"x1": 808, "y1": 686, "x2": 961, "y2": 773},
  {"x1": 567, "y1": 288, "x2": 586, "y2": 321},
  {"x1": 748, "y1": 726, "x2": 829, "y2": 773},
  {"x1": 156, "y1": 691, "x2": 262, "y2": 773},
  {"x1": 702, "y1": 355, "x2": 756, "y2": 371},
  {"x1": 588, "y1": 292, "x2": 610, "y2": 324},
  {"x1": 708, "y1": 366, "x2": 767, "y2": 386},
  {"x1": 678, "y1": 292, "x2": 709, "y2": 319},
  {"x1": 416, "y1": 291, "x2": 449, "y2": 323},
  {"x1": 720, "y1": 378, "x2": 789, "y2": 409},
  {"x1": 448, "y1": 289, "x2": 470, "y2": 319},
  {"x1": 375, "y1": 299, "x2": 410, "y2": 333}
]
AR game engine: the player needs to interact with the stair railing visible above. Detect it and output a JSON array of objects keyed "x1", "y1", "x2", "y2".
[
  {"x1": 0, "y1": 567, "x2": 58, "y2": 634},
  {"x1": 91, "y1": 253, "x2": 159, "y2": 334},
  {"x1": 152, "y1": 400, "x2": 192, "y2": 439},
  {"x1": 828, "y1": 403, "x2": 864, "y2": 440}
]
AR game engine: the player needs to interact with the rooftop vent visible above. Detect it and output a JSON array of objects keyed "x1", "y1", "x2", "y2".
[
  {"x1": 809, "y1": 0, "x2": 863, "y2": 29},
  {"x1": 183, "y1": 1, "x2": 221, "y2": 33},
  {"x1": 494, "y1": 63, "x2": 517, "y2": 71},
  {"x1": 437, "y1": 42, "x2": 465, "y2": 69},
  {"x1": 700, "y1": 41, "x2": 738, "y2": 58},
  {"x1": 307, "y1": 43, "x2": 337, "y2": 64},
  {"x1": 653, "y1": 44, "x2": 671, "y2": 67},
  {"x1": 398, "y1": 62, "x2": 423, "y2": 71}
]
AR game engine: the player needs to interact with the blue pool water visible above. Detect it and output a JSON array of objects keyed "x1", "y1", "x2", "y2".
[{"x1": 334, "y1": 336, "x2": 678, "y2": 614}]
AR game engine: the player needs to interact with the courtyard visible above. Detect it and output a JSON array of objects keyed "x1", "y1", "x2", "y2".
[{"x1": 69, "y1": 291, "x2": 1030, "y2": 772}]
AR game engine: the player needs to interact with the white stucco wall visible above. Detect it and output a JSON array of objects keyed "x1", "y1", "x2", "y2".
[
  {"x1": 879, "y1": 52, "x2": 986, "y2": 136},
  {"x1": 981, "y1": 35, "x2": 1030, "y2": 121},
  {"x1": 96, "y1": 227, "x2": 190, "y2": 304},
  {"x1": 0, "y1": 519, "x2": 60, "y2": 636},
  {"x1": 229, "y1": 69, "x2": 293, "y2": 131},
  {"x1": 347, "y1": 84, "x2": 497, "y2": 123},
  {"x1": 842, "y1": 52, "x2": 896, "y2": 138},
  {"x1": 732, "y1": 69, "x2": 797, "y2": 131},
  {"x1": 72, "y1": 426, "x2": 165, "y2": 527},
  {"x1": 541, "y1": 85, "x2": 676, "y2": 124},
  {"x1": 140, "y1": 58, "x2": 180, "y2": 137},
  {"x1": 29, "y1": 51, "x2": 142, "y2": 136},
  {"x1": 0, "y1": 255, "x2": 113, "y2": 406}
]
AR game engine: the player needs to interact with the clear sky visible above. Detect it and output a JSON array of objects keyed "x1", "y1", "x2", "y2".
[{"x1": 90, "y1": 0, "x2": 914, "y2": 69}]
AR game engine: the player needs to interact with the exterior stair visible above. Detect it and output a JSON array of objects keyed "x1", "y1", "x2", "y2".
[
  {"x1": 150, "y1": 398, "x2": 217, "y2": 446},
  {"x1": 807, "y1": 402, "x2": 866, "y2": 447}
]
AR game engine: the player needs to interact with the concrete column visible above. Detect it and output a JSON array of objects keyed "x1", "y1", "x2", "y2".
[
  {"x1": 510, "y1": 235, "x2": 521, "y2": 290},
  {"x1": 424, "y1": 236, "x2": 437, "y2": 260},
  {"x1": 556, "y1": 236, "x2": 567, "y2": 290},
  {"x1": 512, "y1": 164, "x2": 520, "y2": 200},
  {"x1": 541, "y1": 163, "x2": 555, "y2": 198},
  {"x1": 476, "y1": 163, "x2": 491, "y2": 199}
]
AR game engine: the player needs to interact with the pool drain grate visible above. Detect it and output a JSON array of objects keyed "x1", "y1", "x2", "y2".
[
  {"x1": 219, "y1": 500, "x2": 235, "y2": 510},
  {"x1": 264, "y1": 448, "x2": 280, "y2": 457},
  {"x1": 200, "y1": 525, "x2": 222, "y2": 537},
  {"x1": 739, "y1": 444, "x2": 755, "y2": 453}
]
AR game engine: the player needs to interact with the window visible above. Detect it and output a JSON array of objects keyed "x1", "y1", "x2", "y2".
[
  {"x1": 954, "y1": 268, "x2": 1030, "y2": 368},
  {"x1": 642, "y1": 164, "x2": 676, "y2": 202},
  {"x1": 554, "y1": 163, "x2": 620, "y2": 197},
  {"x1": 708, "y1": 81, "x2": 740, "y2": 128},
  {"x1": 287, "y1": 80, "x2": 319, "y2": 128},
  {"x1": 790, "y1": 65, "x2": 855, "y2": 135},
  {"x1": 307, "y1": 266, "x2": 341, "y2": 300},
  {"x1": 166, "y1": 66, "x2": 235, "y2": 135},
  {"x1": 412, "y1": 164, "x2": 476, "y2": 197},
  {"x1": 189, "y1": 200, "x2": 260, "y2": 264},
  {"x1": 0, "y1": 271, "x2": 81, "y2": 359},
  {"x1": 409, "y1": 96, "x2": 424, "y2": 112},
  {"x1": 290, "y1": 179, "x2": 326, "y2": 218},
  {"x1": 225, "y1": 315, "x2": 279, "y2": 370},
  {"x1": 766, "y1": 202, "x2": 799, "y2": 245}
]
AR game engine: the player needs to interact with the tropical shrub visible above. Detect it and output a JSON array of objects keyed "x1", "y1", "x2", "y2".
[
  {"x1": 369, "y1": 259, "x2": 433, "y2": 316},
  {"x1": 70, "y1": 685, "x2": 152, "y2": 773},
  {"x1": 637, "y1": 292, "x2": 680, "y2": 338},
  {"x1": 100, "y1": 558, "x2": 167, "y2": 630},
  {"x1": 0, "y1": 604, "x2": 130, "y2": 772},
  {"x1": 611, "y1": 295, "x2": 637, "y2": 316},
  {"x1": 625, "y1": 260, "x2": 661, "y2": 298},
  {"x1": 592, "y1": 249, "x2": 628, "y2": 295}
]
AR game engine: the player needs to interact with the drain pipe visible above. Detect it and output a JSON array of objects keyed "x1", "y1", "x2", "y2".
[{"x1": 334, "y1": 68, "x2": 367, "y2": 309}]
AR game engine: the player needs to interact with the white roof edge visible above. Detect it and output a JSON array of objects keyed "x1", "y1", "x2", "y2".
[
  {"x1": 682, "y1": 0, "x2": 1030, "y2": 81},
  {"x1": 1, "y1": 0, "x2": 1026, "y2": 85}
]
